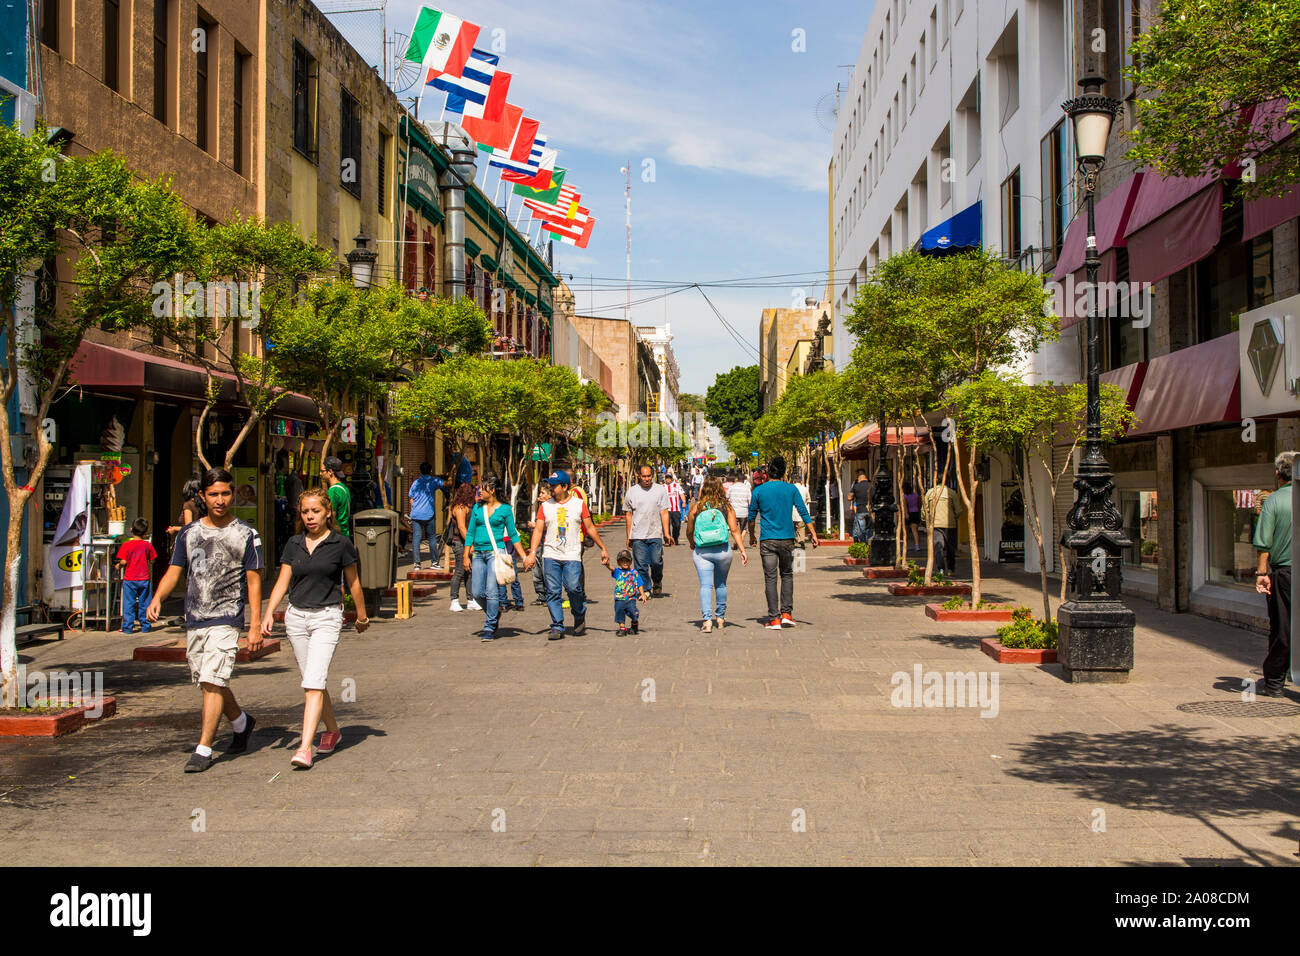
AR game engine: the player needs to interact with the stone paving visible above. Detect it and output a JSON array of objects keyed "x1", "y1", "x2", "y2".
[{"x1": 4, "y1": 528, "x2": 1299, "y2": 866}]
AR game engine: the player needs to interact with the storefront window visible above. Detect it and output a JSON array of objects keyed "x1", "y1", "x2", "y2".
[
  {"x1": 1118, "y1": 489, "x2": 1158, "y2": 569},
  {"x1": 1206, "y1": 487, "x2": 1270, "y2": 587}
]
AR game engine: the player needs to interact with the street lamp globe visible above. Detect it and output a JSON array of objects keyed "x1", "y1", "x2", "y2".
[
  {"x1": 346, "y1": 232, "x2": 377, "y2": 289},
  {"x1": 1062, "y1": 74, "x2": 1121, "y2": 171}
]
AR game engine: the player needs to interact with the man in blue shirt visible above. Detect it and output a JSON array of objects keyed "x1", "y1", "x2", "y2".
[
  {"x1": 748, "y1": 455, "x2": 819, "y2": 629},
  {"x1": 408, "y1": 462, "x2": 448, "y2": 570}
]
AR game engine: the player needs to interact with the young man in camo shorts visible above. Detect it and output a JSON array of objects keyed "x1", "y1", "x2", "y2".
[{"x1": 149, "y1": 467, "x2": 264, "y2": 773}]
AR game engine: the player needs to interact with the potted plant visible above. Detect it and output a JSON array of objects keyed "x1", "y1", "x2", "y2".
[{"x1": 981, "y1": 607, "x2": 1059, "y2": 663}]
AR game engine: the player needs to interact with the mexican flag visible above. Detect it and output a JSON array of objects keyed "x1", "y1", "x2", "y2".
[
  {"x1": 513, "y1": 167, "x2": 566, "y2": 203},
  {"x1": 405, "y1": 7, "x2": 480, "y2": 80}
]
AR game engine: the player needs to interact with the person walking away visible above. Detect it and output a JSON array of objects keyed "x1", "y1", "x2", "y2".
[
  {"x1": 116, "y1": 518, "x2": 157, "y2": 634},
  {"x1": 408, "y1": 462, "x2": 448, "y2": 570},
  {"x1": 624, "y1": 464, "x2": 674, "y2": 596},
  {"x1": 146, "y1": 468, "x2": 263, "y2": 773},
  {"x1": 748, "y1": 456, "x2": 818, "y2": 629},
  {"x1": 525, "y1": 470, "x2": 611, "y2": 640},
  {"x1": 1255, "y1": 452, "x2": 1296, "y2": 697},
  {"x1": 687, "y1": 476, "x2": 749, "y2": 632},
  {"x1": 446, "y1": 483, "x2": 480, "y2": 612},
  {"x1": 322, "y1": 456, "x2": 352, "y2": 538},
  {"x1": 792, "y1": 473, "x2": 812, "y2": 546},
  {"x1": 262, "y1": 488, "x2": 370, "y2": 769},
  {"x1": 611, "y1": 549, "x2": 648, "y2": 636},
  {"x1": 726, "y1": 473, "x2": 752, "y2": 546},
  {"x1": 748, "y1": 466, "x2": 768, "y2": 546},
  {"x1": 463, "y1": 474, "x2": 528, "y2": 642},
  {"x1": 666, "y1": 473, "x2": 686, "y2": 544},
  {"x1": 849, "y1": 469, "x2": 873, "y2": 544},
  {"x1": 923, "y1": 480, "x2": 963, "y2": 575},
  {"x1": 529, "y1": 484, "x2": 552, "y2": 604},
  {"x1": 902, "y1": 480, "x2": 923, "y2": 552}
]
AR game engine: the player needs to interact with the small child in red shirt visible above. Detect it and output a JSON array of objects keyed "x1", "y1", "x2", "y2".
[{"x1": 116, "y1": 518, "x2": 157, "y2": 633}]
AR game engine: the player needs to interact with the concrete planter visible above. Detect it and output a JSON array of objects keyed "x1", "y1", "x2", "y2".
[
  {"x1": 887, "y1": 583, "x2": 971, "y2": 597},
  {"x1": 408, "y1": 569, "x2": 453, "y2": 582},
  {"x1": 383, "y1": 584, "x2": 437, "y2": 598},
  {"x1": 925, "y1": 604, "x2": 1018, "y2": 622},
  {"x1": 134, "y1": 637, "x2": 280, "y2": 663},
  {"x1": 0, "y1": 696, "x2": 117, "y2": 737},
  {"x1": 981, "y1": 637, "x2": 1058, "y2": 664},
  {"x1": 843, "y1": 557, "x2": 871, "y2": 566},
  {"x1": 863, "y1": 566, "x2": 909, "y2": 579}
]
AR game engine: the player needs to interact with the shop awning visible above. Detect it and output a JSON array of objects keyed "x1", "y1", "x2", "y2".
[
  {"x1": 1101, "y1": 361, "x2": 1147, "y2": 409},
  {"x1": 841, "y1": 422, "x2": 930, "y2": 457},
  {"x1": 1052, "y1": 172, "x2": 1144, "y2": 282},
  {"x1": 915, "y1": 201, "x2": 981, "y2": 255},
  {"x1": 1128, "y1": 333, "x2": 1240, "y2": 436},
  {"x1": 1125, "y1": 181, "x2": 1224, "y2": 284},
  {"x1": 1245, "y1": 184, "x2": 1300, "y2": 241}
]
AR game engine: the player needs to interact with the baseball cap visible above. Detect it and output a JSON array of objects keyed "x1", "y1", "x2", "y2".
[{"x1": 546, "y1": 470, "x2": 571, "y2": 486}]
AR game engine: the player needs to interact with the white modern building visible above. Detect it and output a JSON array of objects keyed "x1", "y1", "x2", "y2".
[{"x1": 635, "y1": 323, "x2": 681, "y2": 427}]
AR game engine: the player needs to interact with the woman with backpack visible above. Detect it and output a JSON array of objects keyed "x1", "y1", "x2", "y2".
[{"x1": 684, "y1": 476, "x2": 748, "y2": 633}]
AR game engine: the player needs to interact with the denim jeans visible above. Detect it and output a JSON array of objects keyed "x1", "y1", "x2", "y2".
[
  {"x1": 543, "y1": 557, "x2": 585, "y2": 627},
  {"x1": 497, "y1": 552, "x2": 524, "y2": 608},
  {"x1": 851, "y1": 511, "x2": 871, "y2": 543},
  {"x1": 630, "y1": 537, "x2": 664, "y2": 589},
  {"x1": 759, "y1": 539, "x2": 796, "y2": 619},
  {"x1": 691, "y1": 544, "x2": 732, "y2": 620},
  {"x1": 614, "y1": 597, "x2": 639, "y2": 625},
  {"x1": 470, "y1": 551, "x2": 502, "y2": 637},
  {"x1": 121, "y1": 579, "x2": 152, "y2": 632},
  {"x1": 411, "y1": 517, "x2": 436, "y2": 566}
]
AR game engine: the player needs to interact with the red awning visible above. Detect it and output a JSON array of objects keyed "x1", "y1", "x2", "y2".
[
  {"x1": 1055, "y1": 250, "x2": 1120, "y2": 330},
  {"x1": 1244, "y1": 184, "x2": 1300, "y2": 241},
  {"x1": 841, "y1": 423, "x2": 929, "y2": 457},
  {"x1": 1101, "y1": 361, "x2": 1147, "y2": 409},
  {"x1": 1128, "y1": 334, "x2": 1240, "y2": 436},
  {"x1": 1125, "y1": 183, "x2": 1224, "y2": 284},
  {"x1": 1052, "y1": 172, "x2": 1145, "y2": 282}
]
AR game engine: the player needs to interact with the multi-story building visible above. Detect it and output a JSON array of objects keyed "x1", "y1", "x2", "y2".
[
  {"x1": 634, "y1": 324, "x2": 680, "y2": 426},
  {"x1": 759, "y1": 303, "x2": 825, "y2": 410},
  {"x1": 570, "y1": 314, "x2": 660, "y2": 422}
]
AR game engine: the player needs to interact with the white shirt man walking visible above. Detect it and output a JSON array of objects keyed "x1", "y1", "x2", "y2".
[{"x1": 624, "y1": 464, "x2": 674, "y2": 596}]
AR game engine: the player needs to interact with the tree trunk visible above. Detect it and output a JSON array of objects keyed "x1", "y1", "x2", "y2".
[
  {"x1": 1, "y1": 503, "x2": 27, "y2": 707},
  {"x1": 952, "y1": 440, "x2": 982, "y2": 605},
  {"x1": 1021, "y1": 455, "x2": 1052, "y2": 622},
  {"x1": 319, "y1": 413, "x2": 341, "y2": 462},
  {"x1": 923, "y1": 448, "x2": 951, "y2": 586},
  {"x1": 222, "y1": 410, "x2": 262, "y2": 470},
  {"x1": 193, "y1": 402, "x2": 215, "y2": 471}
]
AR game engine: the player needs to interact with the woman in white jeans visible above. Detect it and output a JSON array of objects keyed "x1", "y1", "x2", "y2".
[
  {"x1": 684, "y1": 477, "x2": 748, "y2": 632},
  {"x1": 263, "y1": 488, "x2": 369, "y2": 769}
]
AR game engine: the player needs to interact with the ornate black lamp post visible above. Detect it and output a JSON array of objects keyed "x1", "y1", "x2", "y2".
[
  {"x1": 1057, "y1": 75, "x2": 1135, "y2": 682},
  {"x1": 345, "y1": 233, "x2": 377, "y2": 508},
  {"x1": 868, "y1": 410, "x2": 897, "y2": 567}
]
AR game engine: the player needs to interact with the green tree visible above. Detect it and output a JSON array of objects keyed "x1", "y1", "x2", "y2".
[
  {"x1": 0, "y1": 126, "x2": 198, "y2": 705},
  {"x1": 849, "y1": 249, "x2": 1056, "y2": 603},
  {"x1": 1125, "y1": 0, "x2": 1300, "y2": 201},
  {"x1": 498, "y1": 359, "x2": 590, "y2": 511},
  {"x1": 390, "y1": 355, "x2": 501, "y2": 493},
  {"x1": 775, "y1": 370, "x2": 866, "y2": 537},
  {"x1": 950, "y1": 374, "x2": 1136, "y2": 620},
  {"x1": 704, "y1": 364, "x2": 760, "y2": 438}
]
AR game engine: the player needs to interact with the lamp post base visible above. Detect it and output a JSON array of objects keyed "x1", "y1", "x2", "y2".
[{"x1": 1056, "y1": 601, "x2": 1135, "y2": 683}]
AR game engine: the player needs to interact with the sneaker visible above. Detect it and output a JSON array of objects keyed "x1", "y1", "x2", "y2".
[
  {"x1": 533, "y1": 597, "x2": 547, "y2": 605},
  {"x1": 466, "y1": 599, "x2": 483, "y2": 611},
  {"x1": 765, "y1": 618, "x2": 783, "y2": 630},
  {"x1": 781, "y1": 613, "x2": 796, "y2": 627},
  {"x1": 184, "y1": 752, "x2": 213, "y2": 773},
  {"x1": 317, "y1": 731, "x2": 342, "y2": 754},
  {"x1": 1258, "y1": 682, "x2": 1286, "y2": 698},
  {"x1": 412, "y1": 562, "x2": 423, "y2": 571},
  {"x1": 481, "y1": 633, "x2": 495, "y2": 642},
  {"x1": 511, "y1": 603, "x2": 525, "y2": 612},
  {"x1": 572, "y1": 615, "x2": 587, "y2": 636},
  {"x1": 291, "y1": 747, "x2": 313, "y2": 770},
  {"x1": 548, "y1": 627, "x2": 566, "y2": 641},
  {"x1": 449, "y1": 599, "x2": 465, "y2": 612},
  {"x1": 630, "y1": 620, "x2": 639, "y2": 634},
  {"x1": 618, "y1": 625, "x2": 629, "y2": 636},
  {"x1": 652, "y1": 584, "x2": 663, "y2": 596},
  {"x1": 226, "y1": 714, "x2": 256, "y2": 755}
]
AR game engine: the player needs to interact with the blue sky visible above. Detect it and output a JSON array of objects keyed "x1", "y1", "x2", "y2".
[{"x1": 326, "y1": 0, "x2": 873, "y2": 393}]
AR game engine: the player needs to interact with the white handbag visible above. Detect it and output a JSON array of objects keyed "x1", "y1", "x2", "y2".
[{"x1": 483, "y1": 506, "x2": 517, "y2": 586}]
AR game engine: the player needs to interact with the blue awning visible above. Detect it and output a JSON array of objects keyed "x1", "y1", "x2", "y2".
[{"x1": 915, "y1": 200, "x2": 982, "y2": 255}]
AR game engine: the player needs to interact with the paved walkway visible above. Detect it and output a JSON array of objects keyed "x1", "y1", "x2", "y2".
[{"x1": 4, "y1": 530, "x2": 1298, "y2": 865}]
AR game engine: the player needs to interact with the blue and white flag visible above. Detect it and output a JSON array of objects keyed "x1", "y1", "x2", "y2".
[{"x1": 429, "y1": 48, "x2": 509, "y2": 120}]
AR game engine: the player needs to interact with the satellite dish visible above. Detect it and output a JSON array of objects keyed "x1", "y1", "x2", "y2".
[
  {"x1": 815, "y1": 92, "x2": 840, "y2": 133},
  {"x1": 389, "y1": 33, "x2": 423, "y2": 93}
]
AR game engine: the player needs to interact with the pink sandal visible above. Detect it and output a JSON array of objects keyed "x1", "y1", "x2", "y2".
[{"x1": 290, "y1": 747, "x2": 313, "y2": 769}]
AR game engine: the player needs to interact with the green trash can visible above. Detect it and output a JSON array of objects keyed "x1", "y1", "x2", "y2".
[{"x1": 353, "y1": 508, "x2": 399, "y2": 590}]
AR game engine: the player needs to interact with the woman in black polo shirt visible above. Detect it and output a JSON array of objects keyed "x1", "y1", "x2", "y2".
[{"x1": 263, "y1": 487, "x2": 369, "y2": 770}]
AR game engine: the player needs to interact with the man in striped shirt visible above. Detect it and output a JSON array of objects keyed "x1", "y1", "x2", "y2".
[{"x1": 666, "y1": 474, "x2": 686, "y2": 544}]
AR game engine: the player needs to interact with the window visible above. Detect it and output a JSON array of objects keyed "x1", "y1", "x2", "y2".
[
  {"x1": 153, "y1": 0, "x2": 169, "y2": 123},
  {"x1": 928, "y1": 8, "x2": 937, "y2": 65},
  {"x1": 909, "y1": 56, "x2": 917, "y2": 108},
  {"x1": 940, "y1": 0, "x2": 950, "y2": 47},
  {"x1": 954, "y1": 0, "x2": 964, "y2": 22},
  {"x1": 1206, "y1": 487, "x2": 1272, "y2": 588},
  {"x1": 1118, "y1": 489, "x2": 1158, "y2": 570},
  {"x1": 378, "y1": 130, "x2": 390, "y2": 216},
  {"x1": 918, "y1": 41, "x2": 926, "y2": 91},
  {"x1": 340, "y1": 88, "x2": 362, "y2": 198},
  {"x1": 1040, "y1": 121, "x2": 1069, "y2": 264},
  {"x1": 196, "y1": 12, "x2": 214, "y2": 153},
  {"x1": 1196, "y1": 201, "x2": 1274, "y2": 342},
  {"x1": 998, "y1": 55, "x2": 1019, "y2": 128},
  {"x1": 104, "y1": 0, "x2": 121, "y2": 92},
  {"x1": 938, "y1": 142, "x2": 951, "y2": 205},
  {"x1": 233, "y1": 50, "x2": 247, "y2": 174},
  {"x1": 1000, "y1": 167, "x2": 1021, "y2": 258},
  {"x1": 901, "y1": 81, "x2": 908, "y2": 128},
  {"x1": 292, "y1": 42, "x2": 318, "y2": 159},
  {"x1": 885, "y1": 14, "x2": 891, "y2": 51},
  {"x1": 41, "y1": 0, "x2": 59, "y2": 51},
  {"x1": 1119, "y1": 0, "x2": 1141, "y2": 101}
]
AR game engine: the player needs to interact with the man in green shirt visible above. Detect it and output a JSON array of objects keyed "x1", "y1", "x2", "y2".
[
  {"x1": 323, "y1": 456, "x2": 352, "y2": 538},
  {"x1": 1253, "y1": 452, "x2": 1295, "y2": 697}
]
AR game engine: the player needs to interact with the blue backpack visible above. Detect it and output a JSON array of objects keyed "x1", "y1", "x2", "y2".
[{"x1": 694, "y1": 507, "x2": 729, "y2": 547}]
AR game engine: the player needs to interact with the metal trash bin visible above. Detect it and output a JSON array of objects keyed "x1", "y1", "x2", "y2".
[{"x1": 353, "y1": 508, "x2": 399, "y2": 590}]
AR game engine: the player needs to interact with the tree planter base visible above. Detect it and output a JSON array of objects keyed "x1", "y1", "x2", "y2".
[
  {"x1": 926, "y1": 604, "x2": 1018, "y2": 622},
  {"x1": 0, "y1": 697, "x2": 117, "y2": 737},
  {"x1": 383, "y1": 584, "x2": 436, "y2": 599},
  {"x1": 843, "y1": 557, "x2": 870, "y2": 566},
  {"x1": 887, "y1": 584, "x2": 971, "y2": 597},
  {"x1": 134, "y1": 637, "x2": 279, "y2": 663},
  {"x1": 863, "y1": 566, "x2": 909, "y2": 579},
  {"x1": 981, "y1": 638, "x2": 1058, "y2": 663},
  {"x1": 408, "y1": 569, "x2": 452, "y2": 582},
  {"x1": 818, "y1": 539, "x2": 852, "y2": 546}
]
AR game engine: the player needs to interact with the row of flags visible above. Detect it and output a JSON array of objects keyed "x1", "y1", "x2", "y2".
[{"x1": 404, "y1": 6, "x2": 595, "y2": 248}]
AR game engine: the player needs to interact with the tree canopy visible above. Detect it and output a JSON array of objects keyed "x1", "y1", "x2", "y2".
[{"x1": 704, "y1": 364, "x2": 760, "y2": 438}]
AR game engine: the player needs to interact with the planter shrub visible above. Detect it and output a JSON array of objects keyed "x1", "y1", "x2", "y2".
[{"x1": 996, "y1": 607, "x2": 1059, "y2": 649}]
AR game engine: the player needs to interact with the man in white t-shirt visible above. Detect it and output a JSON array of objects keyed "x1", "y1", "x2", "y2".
[
  {"x1": 624, "y1": 464, "x2": 674, "y2": 596},
  {"x1": 726, "y1": 475, "x2": 752, "y2": 542},
  {"x1": 524, "y1": 470, "x2": 609, "y2": 640},
  {"x1": 792, "y1": 474, "x2": 812, "y2": 546}
]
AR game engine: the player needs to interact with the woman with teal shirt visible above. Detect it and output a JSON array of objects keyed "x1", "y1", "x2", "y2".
[{"x1": 462, "y1": 473, "x2": 528, "y2": 641}]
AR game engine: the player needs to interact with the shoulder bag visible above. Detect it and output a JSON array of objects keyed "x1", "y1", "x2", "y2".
[{"x1": 483, "y1": 505, "x2": 517, "y2": 585}]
